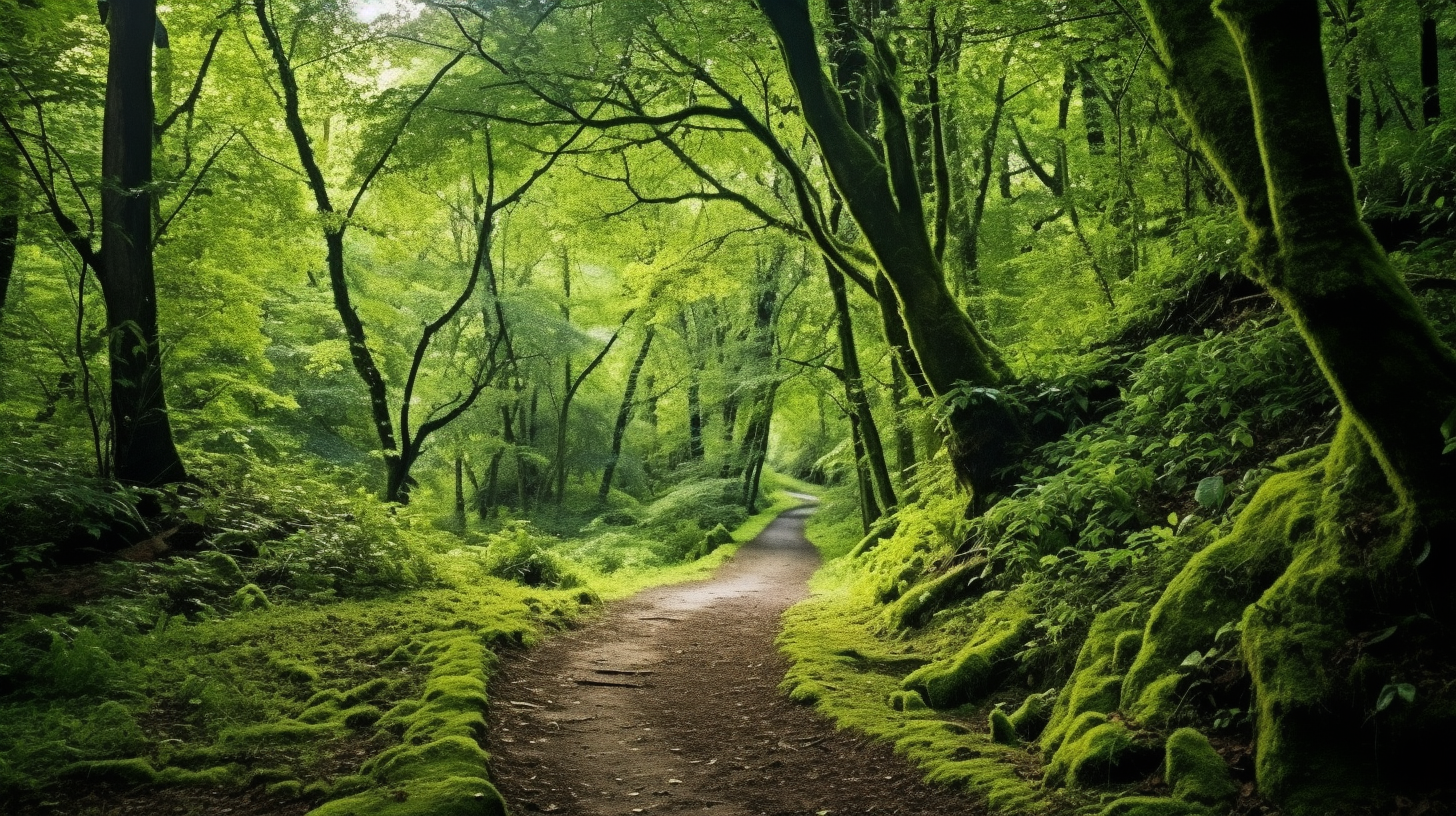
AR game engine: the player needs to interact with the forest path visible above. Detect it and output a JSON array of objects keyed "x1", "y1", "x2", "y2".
[{"x1": 485, "y1": 501, "x2": 984, "y2": 816}]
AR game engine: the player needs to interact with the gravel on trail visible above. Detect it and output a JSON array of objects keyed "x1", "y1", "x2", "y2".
[{"x1": 486, "y1": 502, "x2": 986, "y2": 816}]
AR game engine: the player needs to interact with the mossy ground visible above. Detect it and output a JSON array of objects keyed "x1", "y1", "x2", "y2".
[{"x1": 0, "y1": 473, "x2": 810, "y2": 814}]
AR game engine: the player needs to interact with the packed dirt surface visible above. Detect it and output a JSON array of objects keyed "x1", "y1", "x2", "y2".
[{"x1": 486, "y1": 502, "x2": 986, "y2": 816}]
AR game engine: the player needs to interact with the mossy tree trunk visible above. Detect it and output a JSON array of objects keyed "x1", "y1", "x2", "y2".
[
  {"x1": 827, "y1": 258, "x2": 897, "y2": 516},
  {"x1": 755, "y1": 0, "x2": 1023, "y2": 500},
  {"x1": 1120, "y1": 1, "x2": 1456, "y2": 810}
]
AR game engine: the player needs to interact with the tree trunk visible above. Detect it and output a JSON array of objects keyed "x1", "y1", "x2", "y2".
[
  {"x1": 926, "y1": 8, "x2": 951, "y2": 263},
  {"x1": 889, "y1": 358, "x2": 917, "y2": 480},
  {"x1": 1421, "y1": 12, "x2": 1441, "y2": 125},
  {"x1": 481, "y1": 447, "x2": 503, "y2": 519},
  {"x1": 454, "y1": 454, "x2": 466, "y2": 522},
  {"x1": 100, "y1": 0, "x2": 185, "y2": 487},
  {"x1": 687, "y1": 376, "x2": 705, "y2": 460},
  {"x1": 599, "y1": 326, "x2": 654, "y2": 501},
  {"x1": 874, "y1": 272, "x2": 933, "y2": 400},
  {"x1": 1079, "y1": 63, "x2": 1107, "y2": 154},
  {"x1": 964, "y1": 44, "x2": 1016, "y2": 278},
  {"x1": 740, "y1": 383, "x2": 778, "y2": 513},
  {"x1": 827, "y1": 259, "x2": 897, "y2": 514},
  {"x1": 1344, "y1": 0, "x2": 1362, "y2": 167},
  {"x1": 0, "y1": 139, "x2": 17, "y2": 318},
  {"x1": 755, "y1": 0, "x2": 1023, "y2": 498},
  {"x1": 254, "y1": 0, "x2": 398, "y2": 488},
  {"x1": 556, "y1": 311, "x2": 632, "y2": 505},
  {"x1": 1126, "y1": 1, "x2": 1456, "y2": 809},
  {"x1": 848, "y1": 409, "x2": 879, "y2": 534}
]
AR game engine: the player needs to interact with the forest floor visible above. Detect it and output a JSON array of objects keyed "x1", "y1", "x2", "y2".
[{"x1": 485, "y1": 500, "x2": 985, "y2": 816}]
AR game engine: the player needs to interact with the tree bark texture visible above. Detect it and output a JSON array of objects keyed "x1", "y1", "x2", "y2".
[
  {"x1": 755, "y1": 0, "x2": 1023, "y2": 498},
  {"x1": 100, "y1": 0, "x2": 185, "y2": 486},
  {"x1": 599, "y1": 325, "x2": 654, "y2": 501},
  {"x1": 827, "y1": 259, "x2": 897, "y2": 514}
]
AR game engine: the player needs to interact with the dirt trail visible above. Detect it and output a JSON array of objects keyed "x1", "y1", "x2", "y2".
[{"x1": 486, "y1": 501, "x2": 985, "y2": 816}]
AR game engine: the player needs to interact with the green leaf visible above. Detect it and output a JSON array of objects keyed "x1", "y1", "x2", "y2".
[
  {"x1": 1194, "y1": 476, "x2": 1226, "y2": 510},
  {"x1": 1397, "y1": 683, "x2": 1416, "y2": 704},
  {"x1": 1167, "y1": 512, "x2": 1179, "y2": 527},
  {"x1": 1376, "y1": 685, "x2": 1397, "y2": 712},
  {"x1": 1366, "y1": 626, "x2": 1397, "y2": 646},
  {"x1": 1181, "y1": 650, "x2": 1204, "y2": 668}
]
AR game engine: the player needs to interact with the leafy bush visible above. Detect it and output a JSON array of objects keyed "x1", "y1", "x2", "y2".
[
  {"x1": 641, "y1": 478, "x2": 749, "y2": 532},
  {"x1": 477, "y1": 524, "x2": 580, "y2": 589}
]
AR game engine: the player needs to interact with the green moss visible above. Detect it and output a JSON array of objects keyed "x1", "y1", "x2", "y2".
[
  {"x1": 344, "y1": 678, "x2": 392, "y2": 706},
  {"x1": 847, "y1": 517, "x2": 899, "y2": 558},
  {"x1": 1006, "y1": 689, "x2": 1054, "y2": 741},
  {"x1": 1040, "y1": 603, "x2": 1143, "y2": 754},
  {"x1": 217, "y1": 720, "x2": 338, "y2": 750},
  {"x1": 61, "y1": 758, "x2": 158, "y2": 786},
  {"x1": 1045, "y1": 720, "x2": 1159, "y2": 789},
  {"x1": 988, "y1": 707, "x2": 1019, "y2": 745},
  {"x1": 1164, "y1": 728, "x2": 1236, "y2": 806},
  {"x1": 788, "y1": 681, "x2": 826, "y2": 704},
  {"x1": 1112, "y1": 631, "x2": 1143, "y2": 673},
  {"x1": 364, "y1": 737, "x2": 488, "y2": 784},
  {"x1": 233, "y1": 584, "x2": 272, "y2": 611},
  {"x1": 1096, "y1": 797, "x2": 1212, "y2": 816},
  {"x1": 155, "y1": 764, "x2": 245, "y2": 787},
  {"x1": 267, "y1": 780, "x2": 305, "y2": 799},
  {"x1": 73, "y1": 700, "x2": 148, "y2": 757},
  {"x1": 1237, "y1": 433, "x2": 1387, "y2": 813},
  {"x1": 198, "y1": 551, "x2": 246, "y2": 585},
  {"x1": 1121, "y1": 463, "x2": 1319, "y2": 727},
  {"x1": 888, "y1": 689, "x2": 928, "y2": 712},
  {"x1": 333, "y1": 775, "x2": 373, "y2": 796},
  {"x1": 268, "y1": 654, "x2": 323, "y2": 685},
  {"x1": 306, "y1": 777, "x2": 506, "y2": 816},
  {"x1": 900, "y1": 608, "x2": 1031, "y2": 708},
  {"x1": 883, "y1": 558, "x2": 987, "y2": 629}
]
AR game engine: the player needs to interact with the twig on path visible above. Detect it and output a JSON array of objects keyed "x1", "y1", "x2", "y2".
[{"x1": 573, "y1": 678, "x2": 646, "y2": 688}]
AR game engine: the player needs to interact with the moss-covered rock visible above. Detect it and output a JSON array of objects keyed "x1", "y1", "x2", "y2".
[
  {"x1": 1006, "y1": 688, "x2": 1055, "y2": 741},
  {"x1": 1165, "y1": 728, "x2": 1236, "y2": 806},
  {"x1": 900, "y1": 607, "x2": 1031, "y2": 708},
  {"x1": 988, "y1": 707, "x2": 1019, "y2": 745},
  {"x1": 307, "y1": 777, "x2": 506, "y2": 816},
  {"x1": 233, "y1": 583, "x2": 272, "y2": 611},
  {"x1": 61, "y1": 758, "x2": 158, "y2": 786},
  {"x1": 267, "y1": 779, "x2": 305, "y2": 799},
  {"x1": 1044, "y1": 720, "x2": 1161, "y2": 789}
]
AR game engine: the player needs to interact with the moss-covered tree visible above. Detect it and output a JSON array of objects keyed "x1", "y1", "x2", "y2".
[{"x1": 1116, "y1": 0, "x2": 1456, "y2": 810}]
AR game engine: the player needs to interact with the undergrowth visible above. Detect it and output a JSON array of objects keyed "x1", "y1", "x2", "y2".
[
  {"x1": 0, "y1": 454, "x2": 807, "y2": 814},
  {"x1": 781, "y1": 311, "x2": 1345, "y2": 814}
]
